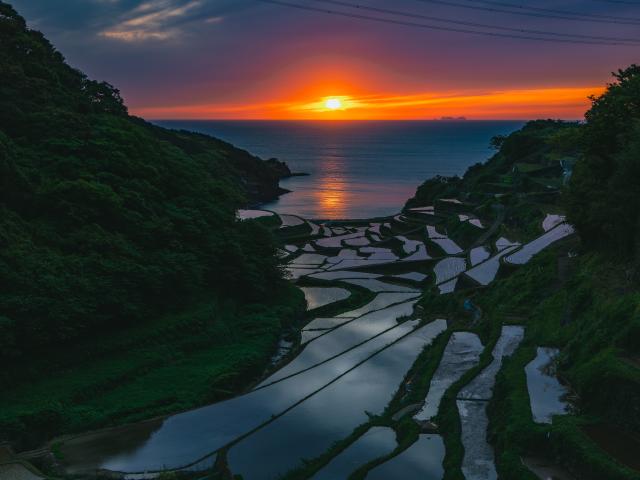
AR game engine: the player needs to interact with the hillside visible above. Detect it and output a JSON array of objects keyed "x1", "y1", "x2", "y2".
[
  {"x1": 2, "y1": 0, "x2": 639, "y2": 476},
  {"x1": 0, "y1": 1, "x2": 304, "y2": 448},
  {"x1": 402, "y1": 69, "x2": 640, "y2": 480}
]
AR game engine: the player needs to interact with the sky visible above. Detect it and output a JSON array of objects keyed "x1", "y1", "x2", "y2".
[{"x1": 10, "y1": 0, "x2": 640, "y2": 120}]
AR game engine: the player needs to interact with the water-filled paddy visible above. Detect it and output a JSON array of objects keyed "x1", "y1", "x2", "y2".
[
  {"x1": 339, "y1": 278, "x2": 419, "y2": 293},
  {"x1": 392, "y1": 272, "x2": 427, "y2": 282},
  {"x1": 469, "y1": 246, "x2": 491, "y2": 266},
  {"x1": 260, "y1": 302, "x2": 427, "y2": 385},
  {"x1": 438, "y1": 278, "x2": 458, "y2": 294},
  {"x1": 426, "y1": 225, "x2": 444, "y2": 239},
  {"x1": 432, "y1": 237, "x2": 463, "y2": 255},
  {"x1": 458, "y1": 325, "x2": 524, "y2": 400},
  {"x1": 525, "y1": 347, "x2": 569, "y2": 424},
  {"x1": 237, "y1": 209, "x2": 274, "y2": 220},
  {"x1": 309, "y1": 270, "x2": 381, "y2": 281},
  {"x1": 227, "y1": 322, "x2": 446, "y2": 479},
  {"x1": 312, "y1": 427, "x2": 397, "y2": 480},
  {"x1": 542, "y1": 213, "x2": 565, "y2": 232},
  {"x1": 457, "y1": 400, "x2": 497, "y2": 480},
  {"x1": 286, "y1": 267, "x2": 323, "y2": 279},
  {"x1": 336, "y1": 292, "x2": 420, "y2": 318},
  {"x1": 464, "y1": 245, "x2": 518, "y2": 286},
  {"x1": 402, "y1": 244, "x2": 431, "y2": 261},
  {"x1": 303, "y1": 317, "x2": 354, "y2": 331},
  {"x1": 396, "y1": 235, "x2": 423, "y2": 254},
  {"x1": 316, "y1": 232, "x2": 364, "y2": 248},
  {"x1": 279, "y1": 214, "x2": 305, "y2": 227},
  {"x1": 415, "y1": 332, "x2": 483, "y2": 421},
  {"x1": 62, "y1": 318, "x2": 431, "y2": 473},
  {"x1": 495, "y1": 236, "x2": 520, "y2": 251},
  {"x1": 365, "y1": 434, "x2": 445, "y2": 479},
  {"x1": 505, "y1": 224, "x2": 575, "y2": 265},
  {"x1": 301, "y1": 329, "x2": 327, "y2": 344},
  {"x1": 292, "y1": 253, "x2": 327, "y2": 265},
  {"x1": 300, "y1": 287, "x2": 351, "y2": 310},
  {"x1": 345, "y1": 236, "x2": 371, "y2": 246},
  {"x1": 434, "y1": 257, "x2": 467, "y2": 284},
  {"x1": 59, "y1": 192, "x2": 578, "y2": 479}
]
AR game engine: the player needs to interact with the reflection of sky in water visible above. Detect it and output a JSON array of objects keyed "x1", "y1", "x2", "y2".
[
  {"x1": 312, "y1": 427, "x2": 397, "y2": 480},
  {"x1": 157, "y1": 120, "x2": 524, "y2": 219},
  {"x1": 366, "y1": 434, "x2": 445, "y2": 480},
  {"x1": 313, "y1": 153, "x2": 351, "y2": 218},
  {"x1": 525, "y1": 347, "x2": 570, "y2": 424},
  {"x1": 60, "y1": 313, "x2": 434, "y2": 473},
  {"x1": 227, "y1": 321, "x2": 445, "y2": 479}
]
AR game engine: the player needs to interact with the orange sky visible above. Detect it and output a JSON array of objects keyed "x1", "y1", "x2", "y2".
[
  {"x1": 133, "y1": 85, "x2": 604, "y2": 120},
  {"x1": 17, "y1": 0, "x2": 636, "y2": 122}
]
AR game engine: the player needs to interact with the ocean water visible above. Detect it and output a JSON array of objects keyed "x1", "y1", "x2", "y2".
[{"x1": 157, "y1": 120, "x2": 523, "y2": 219}]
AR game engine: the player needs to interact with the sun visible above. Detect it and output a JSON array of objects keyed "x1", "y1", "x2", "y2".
[{"x1": 324, "y1": 97, "x2": 343, "y2": 110}]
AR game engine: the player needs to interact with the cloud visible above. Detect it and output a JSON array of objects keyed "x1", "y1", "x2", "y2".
[
  {"x1": 204, "y1": 16, "x2": 223, "y2": 24},
  {"x1": 100, "y1": 0, "x2": 206, "y2": 42}
]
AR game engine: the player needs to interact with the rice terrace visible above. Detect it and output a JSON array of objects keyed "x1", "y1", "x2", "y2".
[{"x1": 1, "y1": 1, "x2": 639, "y2": 479}]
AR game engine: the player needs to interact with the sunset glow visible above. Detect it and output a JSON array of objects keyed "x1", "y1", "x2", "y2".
[
  {"x1": 19, "y1": 0, "x2": 636, "y2": 122},
  {"x1": 133, "y1": 86, "x2": 604, "y2": 120}
]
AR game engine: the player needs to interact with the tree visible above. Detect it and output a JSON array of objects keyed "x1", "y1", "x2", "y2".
[{"x1": 566, "y1": 65, "x2": 640, "y2": 258}]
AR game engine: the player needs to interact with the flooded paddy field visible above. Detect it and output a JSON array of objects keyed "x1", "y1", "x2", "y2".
[
  {"x1": 56, "y1": 201, "x2": 582, "y2": 479},
  {"x1": 366, "y1": 434, "x2": 445, "y2": 479},
  {"x1": 525, "y1": 347, "x2": 570, "y2": 424},
  {"x1": 312, "y1": 427, "x2": 397, "y2": 480}
]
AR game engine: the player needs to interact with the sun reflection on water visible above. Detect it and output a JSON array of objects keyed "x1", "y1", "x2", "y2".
[{"x1": 313, "y1": 154, "x2": 351, "y2": 219}]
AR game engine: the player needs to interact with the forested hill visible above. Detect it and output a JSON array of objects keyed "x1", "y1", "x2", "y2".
[
  {"x1": 403, "y1": 68, "x2": 640, "y2": 480},
  {"x1": 408, "y1": 65, "x2": 640, "y2": 262},
  {"x1": 0, "y1": 1, "x2": 291, "y2": 365}
]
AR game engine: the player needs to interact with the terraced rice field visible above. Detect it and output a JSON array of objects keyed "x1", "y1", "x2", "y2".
[
  {"x1": 237, "y1": 209, "x2": 275, "y2": 220},
  {"x1": 366, "y1": 434, "x2": 445, "y2": 479},
  {"x1": 434, "y1": 257, "x2": 467, "y2": 284},
  {"x1": 505, "y1": 224, "x2": 575, "y2": 265},
  {"x1": 300, "y1": 287, "x2": 351, "y2": 310},
  {"x1": 58, "y1": 206, "x2": 578, "y2": 479},
  {"x1": 414, "y1": 332, "x2": 483, "y2": 421},
  {"x1": 312, "y1": 427, "x2": 397, "y2": 479},
  {"x1": 525, "y1": 347, "x2": 570, "y2": 424}
]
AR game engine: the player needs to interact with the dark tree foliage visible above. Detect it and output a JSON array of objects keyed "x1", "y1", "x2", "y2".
[
  {"x1": 405, "y1": 120, "x2": 577, "y2": 209},
  {"x1": 0, "y1": 3, "x2": 286, "y2": 362},
  {"x1": 404, "y1": 175, "x2": 462, "y2": 208},
  {"x1": 567, "y1": 65, "x2": 640, "y2": 257}
]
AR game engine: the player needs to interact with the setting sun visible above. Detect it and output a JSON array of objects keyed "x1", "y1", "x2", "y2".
[{"x1": 324, "y1": 97, "x2": 343, "y2": 110}]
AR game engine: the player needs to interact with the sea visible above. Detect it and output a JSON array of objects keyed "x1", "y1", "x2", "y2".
[{"x1": 156, "y1": 120, "x2": 524, "y2": 219}]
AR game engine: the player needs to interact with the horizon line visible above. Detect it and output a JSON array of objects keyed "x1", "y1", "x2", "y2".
[{"x1": 143, "y1": 117, "x2": 583, "y2": 122}]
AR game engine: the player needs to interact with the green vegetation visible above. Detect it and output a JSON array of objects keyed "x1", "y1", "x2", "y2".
[
  {"x1": 401, "y1": 66, "x2": 640, "y2": 479},
  {"x1": 0, "y1": 2, "x2": 304, "y2": 448},
  {"x1": 567, "y1": 65, "x2": 640, "y2": 257},
  {"x1": 1, "y1": 285, "x2": 304, "y2": 451},
  {"x1": 2, "y1": 1, "x2": 640, "y2": 477},
  {"x1": 483, "y1": 250, "x2": 640, "y2": 480},
  {"x1": 219, "y1": 71, "x2": 640, "y2": 479}
]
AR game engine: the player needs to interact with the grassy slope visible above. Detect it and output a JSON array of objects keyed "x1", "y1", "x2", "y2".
[
  {"x1": 1, "y1": 286, "x2": 305, "y2": 451},
  {"x1": 405, "y1": 119, "x2": 640, "y2": 479},
  {"x1": 0, "y1": 2, "x2": 306, "y2": 450},
  {"x1": 485, "y1": 250, "x2": 640, "y2": 480}
]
